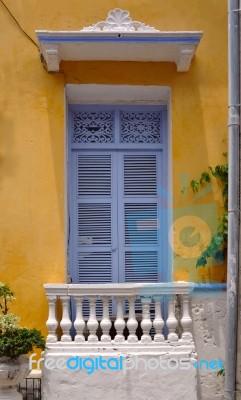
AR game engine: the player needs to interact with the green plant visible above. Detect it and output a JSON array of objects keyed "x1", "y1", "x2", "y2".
[
  {"x1": 217, "y1": 368, "x2": 225, "y2": 377},
  {"x1": 0, "y1": 282, "x2": 15, "y2": 315},
  {"x1": 190, "y1": 154, "x2": 228, "y2": 267},
  {"x1": 0, "y1": 283, "x2": 45, "y2": 359}
]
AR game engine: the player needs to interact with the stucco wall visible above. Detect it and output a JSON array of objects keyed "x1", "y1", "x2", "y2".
[
  {"x1": 42, "y1": 346, "x2": 197, "y2": 400},
  {"x1": 191, "y1": 292, "x2": 226, "y2": 399},
  {"x1": 0, "y1": 1, "x2": 227, "y2": 336}
]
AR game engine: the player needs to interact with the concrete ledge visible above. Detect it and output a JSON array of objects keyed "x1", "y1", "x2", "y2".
[{"x1": 42, "y1": 351, "x2": 197, "y2": 400}]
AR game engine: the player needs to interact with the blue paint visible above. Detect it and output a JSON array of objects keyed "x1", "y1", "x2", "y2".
[
  {"x1": 38, "y1": 35, "x2": 201, "y2": 44},
  {"x1": 194, "y1": 283, "x2": 227, "y2": 291}
]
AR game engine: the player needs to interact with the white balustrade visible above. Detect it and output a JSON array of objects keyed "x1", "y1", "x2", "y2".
[
  {"x1": 74, "y1": 297, "x2": 85, "y2": 342},
  {"x1": 153, "y1": 297, "x2": 165, "y2": 342},
  {"x1": 166, "y1": 295, "x2": 179, "y2": 342},
  {"x1": 46, "y1": 295, "x2": 58, "y2": 343},
  {"x1": 87, "y1": 296, "x2": 99, "y2": 342},
  {"x1": 100, "y1": 296, "x2": 112, "y2": 343},
  {"x1": 60, "y1": 295, "x2": 72, "y2": 342},
  {"x1": 180, "y1": 294, "x2": 193, "y2": 341},
  {"x1": 141, "y1": 297, "x2": 152, "y2": 343},
  {"x1": 44, "y1": 282, "x2": 195, "y2": 345},
  {"x1": 114, "y1": 296, "x2": 126, "y2": 343},
  {"x1": 127, "y1": 296, "x2": 138, "y2": 343}
]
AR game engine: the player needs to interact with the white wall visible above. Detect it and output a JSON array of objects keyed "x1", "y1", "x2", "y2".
[
  {"x1": 42, "y1": 350, "x2": 197, "y2": 400},
  {"x1": 191, "y1": 292, "x2": 226, "y2": 399},
  {"x1": 41, "y1": 292, "x2": 226, "y2": 400}
]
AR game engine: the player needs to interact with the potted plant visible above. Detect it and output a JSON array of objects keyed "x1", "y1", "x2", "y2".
[{"x1": 0, "y1": 282, "x2": 45, "y2": 400}]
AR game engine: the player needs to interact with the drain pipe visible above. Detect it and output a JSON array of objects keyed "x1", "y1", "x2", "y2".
[{"x1": 224, "y1": 1, "x2": 240, "y2": 399}]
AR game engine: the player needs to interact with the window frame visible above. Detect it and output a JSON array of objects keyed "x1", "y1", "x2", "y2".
[{"x1": 65, "y1": 84, "x2": 172, "y2": 284}]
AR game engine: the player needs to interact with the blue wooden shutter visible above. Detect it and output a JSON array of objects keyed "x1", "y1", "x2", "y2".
[
  {"x1": 118, "y1": 152, "x2": 161, "y2": 284},
  {"x1": 75, "y1": 152, "x2": 117, "y2": 285}
]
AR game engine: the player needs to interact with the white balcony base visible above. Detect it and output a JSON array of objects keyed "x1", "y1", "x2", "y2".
[
  {"x1": 42, "y1": 349, "x2": 197, "y2": 400},
  {"x1": 45, "y1": 341, "x2": 196, "y2": 353},
  {"x1": 42, "y1": 282, "x2": 197, "y2": 398}
]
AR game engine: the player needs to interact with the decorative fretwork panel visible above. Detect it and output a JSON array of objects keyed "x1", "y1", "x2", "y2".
[
  {"x1": 120, "y1": 112, "x2": 162, "y2": 143},
  {"x1": 73, "y1": 112, "x2": 114, "y2": 143}
]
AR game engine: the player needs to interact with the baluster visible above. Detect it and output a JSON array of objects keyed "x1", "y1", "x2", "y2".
[
  {"x1": 74, "y1": 297, "x2": 86, "y2": 342},
  {"x1": 100, "y1": 296, "x2": 111, "y2": 343},
  {"x1": 141, "y1": 297, "x2": 152, "y2": 343},
  {"x1": 180, "y1": 294, "x2": 193, "y2": 341},
  {"x1": 114, "y1": 296, "x2": 125, "y2": 343},
  {"x1": 153, "y1": 297, "x2": 165, "y2": 342},
  {"x1": 60, "y1": 295, "x2": 72, "y2": 342},
  {"x1": 87, "y1": 296, "x2": 99, "y2": 342},
  {"x1": 46, "y1": 295, "x2": 58, "y2": 343},
  {"x1": 166, "y1": 295, "x2": 178, "y2": 342},
  {"x1": 127, "y1": 296, "x2": 138, "y2": 343}
]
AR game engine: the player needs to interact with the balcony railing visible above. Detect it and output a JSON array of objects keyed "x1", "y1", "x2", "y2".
[{"x1": 44, "y1": 282, "x2": 194, "y2": 346}]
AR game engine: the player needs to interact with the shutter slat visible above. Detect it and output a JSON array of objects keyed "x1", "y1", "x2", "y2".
[
  {"x1": 125, "y1": 251, "x2": 158, "y2": 282},
  {"x1": 125, "y1": 203, "x2": 158, "y2": 245},
  {"x1": 77, "y1": 154, "x2": 112, "y2": 197},
  {"x1": 124, "y1": 155, "x2": 157, "y2": 196},
  {"x1": 78, "y1": 203, "x2": 111, "y2": 246}
]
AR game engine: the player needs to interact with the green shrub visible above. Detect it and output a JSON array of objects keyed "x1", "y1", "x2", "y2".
[{"x1": 0, "y1": 282, "x2": 45, "y2": 359}]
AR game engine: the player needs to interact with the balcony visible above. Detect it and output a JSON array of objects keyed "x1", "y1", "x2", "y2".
[
  {"x1": 44, "y1": 282, "x2": 195, "y2": 348},
  {"x1": 42, "y1": 282, "x2": 197, "y2": 400}
]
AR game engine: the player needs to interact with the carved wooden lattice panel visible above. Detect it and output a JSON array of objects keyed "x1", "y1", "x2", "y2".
[
  {"x1": 120, "y1": 112, "x2": 161, "y2": 143},
  {"x1": 73, "y1": 112, "x2": 114, "y2": 143}
]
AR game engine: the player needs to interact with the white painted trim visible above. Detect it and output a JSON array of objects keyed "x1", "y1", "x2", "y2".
[
  {"x1": 65, "y1": 84, "x2": 171, "y2": 105},
  {"x1": 64, "y1": 87, "x2": 70, "y2": 283},
  {"x1": 167, "y1": 94, "x2": 173, "y2": 280},
  {"x1": 44, "y1": 282, "x2": 195, "y2": 296}
]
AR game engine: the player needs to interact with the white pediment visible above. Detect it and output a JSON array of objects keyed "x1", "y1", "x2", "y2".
[{"x1": 36, "y1": 9, "x2": 203, "y2": 72}]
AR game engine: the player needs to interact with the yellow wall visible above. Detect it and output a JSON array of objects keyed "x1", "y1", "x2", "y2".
[{"x1": 0, "y1": 0, "x2": 227, "y2": 333}]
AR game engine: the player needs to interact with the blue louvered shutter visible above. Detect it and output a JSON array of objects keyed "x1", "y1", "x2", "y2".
[
  {"x1": 118, "y1": 152, "x2": 161, "y2": 284},
  {"x1": 75, "y1": 151, "x2": 118, "y2": 282}
]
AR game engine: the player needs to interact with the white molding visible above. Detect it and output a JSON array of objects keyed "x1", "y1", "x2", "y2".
[
  {"x1": 36, "y1": 9, "x2": 203, "y2": 72},
  {"x1": 176, "y1": 46, "x2": 196, "y2": 72},
  {"x1": 65, "y1": 84, "x2": 171, "y2": 105},
  {"x1": 44, "y1": 282, "x2": 195, "y2": 297},
  {"x1": 42, "y1": 44, "x2": 60, "y2": 72},
  {"x1": 82, "y1": 8, "x2": 159, "y2": 32}
]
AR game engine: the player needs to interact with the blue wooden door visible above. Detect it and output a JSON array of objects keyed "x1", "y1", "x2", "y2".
[
  {"x1": 68, "y1": 105, "x2": 167, "y2": 291},
  {"x1": 71, "y1": 151, "x2": 118, "y2": 285},
  {"x1": 118, "y1": 151, "x2": 162, "y2": 284}
]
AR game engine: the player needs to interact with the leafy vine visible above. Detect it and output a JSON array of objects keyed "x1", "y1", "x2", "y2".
[{"x1": 190, "y1": 154, "x2": 228, "y2": 267}]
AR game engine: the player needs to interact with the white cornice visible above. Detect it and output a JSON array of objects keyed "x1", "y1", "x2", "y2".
[
  {"x1": 36, "y1": 8, "x2": 203, "y2": 72},
  {"x1": 81, "y1": 8, "x2": 159, "y2": 32}
]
